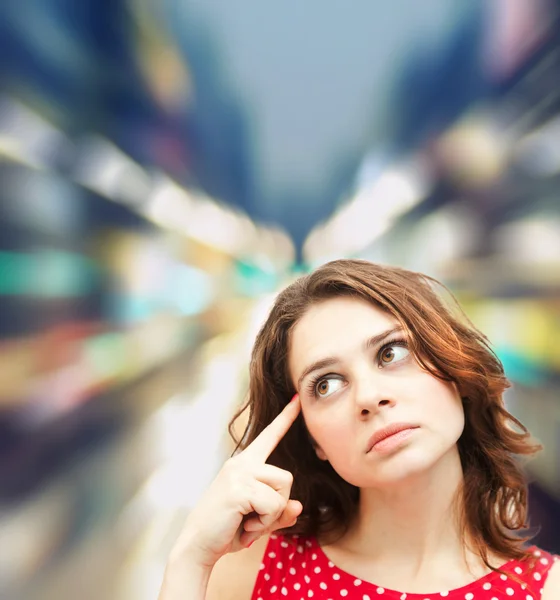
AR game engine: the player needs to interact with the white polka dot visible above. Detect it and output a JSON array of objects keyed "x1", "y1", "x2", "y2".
[
  {"x1": 271, "y1": 534, "x2": 278, "y2": 539},
  {"x1": 540, "y1": 558, "x2": 549, "y2": 565},
  {"x1": 281, "y1": 588, "x2": 288, "y2": 596},
  {"x1": 264, "y1": 574, "x2": 270, "y2": 581},
  {"x1": 440, "y1": 593, "x2": 449, "y2": 597},
  {"x1": 294, "y1": 583, "x2": 301, "y2": 590},
  {"x1": 465, "y1": 594, "x2": 474, "y2": 600},
  {"x1": 354, "y1": 579, "x2": 362, "y2": 586},
  {"x1": 314, "y1": 566, "x2": 321, "y2": 574},
  {"x1": 312, "y1": 553, "x2": 318, "y2": 560},
  {"x1": 506, "y1": 589, "x2": 514, "y2": 597},
  {"x1": 320, "y1": 583, "x2": 327, "y2": 590},
  {"x1": 341, "y1": 591, "x2": 348, "y2": 597},
  {"x1": 281, "y1": 541, "x2": 289, "y2": 548},
  {"x1": 277, "y1": 562, "x2": 283, "y2": 569},
  {"x1": 268, "y1": 551, "x2": 276, "y2": 559},
  {"x1": 260, "y1": 563, "x2": 265, "y2": 570},
  {"x1": 328, "y1": 561, "x2": 334, "y2": 568},
  {"x1": 363, "y1": 596, "x2": 371, "y2": 600},
  {"x1": 483, "y1": 583, "x2": 492, "y2": 590},
  {"x1": 500, "y1": 574, "x2": 508, "y2": 580},
  {"x1": 290, "y1": 567, "x2": 296, "y2": 575},
  {"x1": 400, "y1": 594, "x2": 407, "y2": 600},
  {"x1": 534, "y1": 550, "x2": 542, "y2": 557},
  {"x1": 376, "y1": 588, "x2": 385, "y2": 595},
  {"x1": 527, "y1": 595, "x2": 533, "y2": 600},
  {"x1": 333, "y1": 573, "x2": 341, "y2": 580},
  {"x1": 515, "y1": 566, "x2": 523, "y2": 574},
  {"x1": 308, "y1": 591, "x2": 313, "y2": 598},
  {"x1": 289, "y1": 553, "x2": 294, "y2": 559},
  {"x1": 302, "y1": 562, "x2": 307, "y2": 568},
  {"x1": 304, "y1": 575, "x2": 311, "y2": 584},
  {"x1": 534, "y1": 572, "x2": 542, "y2": 581},
  {"x1": 270, "y1": 586, "x2": 277, "y2": 593},
  {"x1": 306, "y1": 540, "x2": 312, "y2": 547},
  {"x1": 297, "y1": 545, "x2": 303, "y2": 553}
]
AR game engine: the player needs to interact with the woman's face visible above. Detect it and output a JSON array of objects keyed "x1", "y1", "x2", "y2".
[{"x1": 288, "y1": 296, "x2": 465, "y2": 488}]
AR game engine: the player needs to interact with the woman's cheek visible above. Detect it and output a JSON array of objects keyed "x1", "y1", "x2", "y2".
[{"x1": 308, "y1": 413, "x2": 352, "y2": 461}]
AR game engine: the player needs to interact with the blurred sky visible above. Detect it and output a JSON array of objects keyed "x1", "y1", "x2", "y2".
[{"x1": 180, "y1": 0, "x2": 477, "y2": 205}]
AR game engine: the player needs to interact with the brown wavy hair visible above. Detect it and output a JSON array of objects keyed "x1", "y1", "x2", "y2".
[{"x1": 229, "y1": 259, "x2": 541, "y2": 571}]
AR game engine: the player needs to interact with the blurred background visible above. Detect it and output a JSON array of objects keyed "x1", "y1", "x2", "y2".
[{"x1": 1, "y1": 0, "x2": 560, "y2": 598}]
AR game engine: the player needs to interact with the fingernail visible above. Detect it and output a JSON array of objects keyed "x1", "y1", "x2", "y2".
[{"x1": 291, "y1": 393, "x2": 299, "y2": 402}]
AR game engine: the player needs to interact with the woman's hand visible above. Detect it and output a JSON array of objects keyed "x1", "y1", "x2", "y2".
[{"x1": 168, "y1": 394, "x2": 303, "y2": 569}]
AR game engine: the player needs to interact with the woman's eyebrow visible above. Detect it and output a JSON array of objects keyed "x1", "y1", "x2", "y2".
[
  {"x1": 365, "y1": 325, "x2": 403, "y2": 351},
  {"x1": 296, "y1": 325, "x2": 403, "y2": 390},
  {"x1": 297, "y1": 356, "x2": 340, "y2": 390}
]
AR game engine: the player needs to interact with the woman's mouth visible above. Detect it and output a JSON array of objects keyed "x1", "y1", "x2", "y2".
[{"x1": 366, "y1": 423, "x2": 420, "y2": 455}]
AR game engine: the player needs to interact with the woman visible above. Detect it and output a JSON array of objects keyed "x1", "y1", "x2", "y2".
[{"x1": 158, "y1": 259, "x2": 560, "y2": 599}]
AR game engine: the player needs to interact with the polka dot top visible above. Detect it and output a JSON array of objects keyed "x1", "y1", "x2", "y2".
[{"x1": 252, "y1": 534, "x2": 558, "y2": 599}]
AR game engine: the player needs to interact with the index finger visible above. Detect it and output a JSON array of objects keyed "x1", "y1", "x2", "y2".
[{"x1": 242, "y1": 394, "x2": 301, "y2": 461}]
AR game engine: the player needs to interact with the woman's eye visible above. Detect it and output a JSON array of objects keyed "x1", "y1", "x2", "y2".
[
  {"x1": 315, "y1": 377, "x2": 344, "y2": 398},
  {"x1": 379, "y1": 344, "x2": 409, "y2": 365}
]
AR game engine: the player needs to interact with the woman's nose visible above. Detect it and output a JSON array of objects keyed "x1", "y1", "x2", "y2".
[{"x1": 352, "y1": 370, "x2": 396, "y2": 416}]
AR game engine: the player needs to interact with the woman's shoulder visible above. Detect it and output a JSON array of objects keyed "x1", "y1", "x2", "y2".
[
  {"x1": 254, "y1": 531, "x2": 318, "y2": 574},
  {"x1": 515, "y1": 545, "x2": 558, "y2": 574},
  {"x1": 207, "y1": 532, "x2": 318, "y2": 600},
  {"x1": 513, "y1": 546, "x2": 560, "y2": 600},
  {"x1": 542, "y1": 557, "x2": 560, "y2": 600},
  {"x1": 251, "y1": 532, "x2": 323, "y2": 597},
  {"x1": 482, "y1": 545, "x2": 559, "y2": 600},
  {"x1": 205, "y1": 535, "x2": 272, "y2": 600}
]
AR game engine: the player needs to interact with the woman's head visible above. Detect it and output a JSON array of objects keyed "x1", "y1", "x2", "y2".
[
  {"x1": 287, "y1": 294, "x2": 465, "y2": 490},
  {"x1": 229, "y1": 259, "x2": 541, "y2": 562}
]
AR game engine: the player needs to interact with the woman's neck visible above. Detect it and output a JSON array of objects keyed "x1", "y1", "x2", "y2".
[
  {"x1": 318, "y1": 449, "x2": 511, "y2": 593},
  {"x1": 340, "y1": 447, "x2": 482, "y2": 574}
]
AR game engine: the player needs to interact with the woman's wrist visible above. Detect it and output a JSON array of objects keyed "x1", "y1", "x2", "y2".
[
  {"x1": 166, "y1": 524, "x2": 216, "y2": 571},
  {"x1": 158, "y1": 556, "x2": 213, "y2": 600}
]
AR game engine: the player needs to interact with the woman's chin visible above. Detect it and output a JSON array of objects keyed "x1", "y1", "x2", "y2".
[
  {"x1": 340, "y1": 450, "x2": 438, "y2": 488},
  {"x1": 362, "y1": 445, "x2": 460, "y2": 489}
]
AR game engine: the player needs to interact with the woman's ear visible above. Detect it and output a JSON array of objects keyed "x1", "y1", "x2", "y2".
[
  {"x1": 301, "y1": 409, "x2": 329, "y2": 461},
  {"x1": 308, "y1": 431, "x2": 328, "y2": 461},
  {"x1": 315, "y1": 445, "x2": 328, "y2": 461}
]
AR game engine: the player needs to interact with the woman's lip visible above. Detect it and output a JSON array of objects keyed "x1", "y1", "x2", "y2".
[
  {"x1": 369, "y1": 427, "x2": 418, "y2": 454},
  {"x1": 366, "y1": 423, "x2": 419, "y2": 453}
]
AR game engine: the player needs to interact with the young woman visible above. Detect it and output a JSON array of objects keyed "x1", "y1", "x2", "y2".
[{"x1": 158, "y1": 259, "x2": 560, "y2": 599}]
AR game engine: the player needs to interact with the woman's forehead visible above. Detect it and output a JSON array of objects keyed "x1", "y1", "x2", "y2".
[
  {"x1": 287, "y1": 297, "x2": 401, "y2": 376},
  {"x1": 293, "y1": 297, "x2": 398, "y2": 337}
]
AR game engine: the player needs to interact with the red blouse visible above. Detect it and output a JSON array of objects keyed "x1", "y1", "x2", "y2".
[{"x1": 252, "y1": 533, "x2": 558, "y2": 599}]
